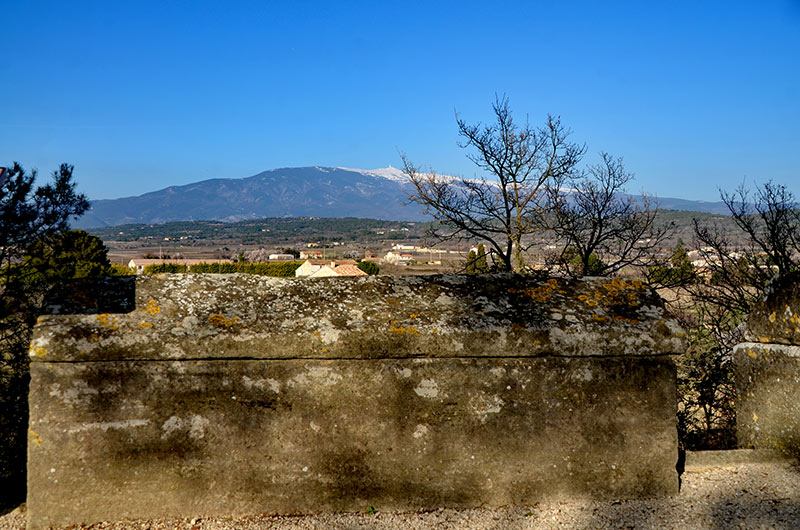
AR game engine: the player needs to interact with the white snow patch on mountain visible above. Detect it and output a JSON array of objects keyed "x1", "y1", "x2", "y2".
[{"x1": 338, "y1": 166, "x2": 469, "y2": 185}]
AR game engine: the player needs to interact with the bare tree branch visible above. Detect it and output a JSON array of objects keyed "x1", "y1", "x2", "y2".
[
  {"x1": 402, "y1": 96, "x2": 585, "y2": 272},
  {"x1": 545, "y1": 152, "x2": 673, "y2": 276}
]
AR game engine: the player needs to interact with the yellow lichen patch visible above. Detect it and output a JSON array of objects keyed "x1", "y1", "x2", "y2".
[
  {"x1": 409, "y1": 313, "x2": 420, "y2": 319},
  {"x1": 547, "y1": 278, "x2": 559, "y2": 288},
  {"x1": 144, "y1": 299, "x2": 160, "y2": 315},
  {"x1": 389, "y1": 326, "x2": 419, "y2": 335},
  {"x1": 608, "y1": 314, "x2": 642, "y2": 325},
  {"x1": 577, "y1": 279, "x2": 646, "y2": 313},
  {"x1": 747, "y1": 349, "x2": 758, "y2": 359},
  {"x1": 769, "y1": 312, "x2": 777, "y2": 323},
  {"x1": 95, "y1": 313, "x2": 119, "y2": 331},
  {"x1": 29, "y1": 429, "x2": 43, "y2": 446},
  {"x1": 753, "y1": 413, "x2": 759, "y2": 421},
  {"x1": 139, "y1": 321, "x2": 153, "y2": 329},
  {"x1": 508, "y1": 284, "x2": 556, "y2": 302},
  {"x1": 758, "y1": 336, "x2": 771, "y2": 343},
  {"x1": 592, "y1": 314, "x2": 609, "y2": 322},
  {"x1": 208, "y1": 314, "x2": 241, "y2": 328},
  {"x1": 31, "y1": 346, "x2": 47, "y2": 357}
]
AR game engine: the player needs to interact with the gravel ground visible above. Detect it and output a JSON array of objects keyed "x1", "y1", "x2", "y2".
[{"x1": 3, "y1": 462, "x2": 800, "y2": 529}]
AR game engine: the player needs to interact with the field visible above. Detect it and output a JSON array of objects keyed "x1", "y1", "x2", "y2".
[{"x1": 88, "y1": 210, "x2": 742, "y2": 272}]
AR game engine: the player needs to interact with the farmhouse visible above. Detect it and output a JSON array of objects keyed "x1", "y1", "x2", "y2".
[
  {"x1": 385, "y1": 251, "x2": 413, "y2": 265},
  {"x1": 307, "y1": 263, "x2": 367, "y2": 278},
  {"x1": 295, "y1": 259, "x2": 358, "y2": 277}
]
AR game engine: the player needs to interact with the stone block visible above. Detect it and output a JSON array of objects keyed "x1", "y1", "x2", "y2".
[
  {"x1": 734, "y1": 342, "x2": 800, "y2": 455},
  {"x1": 27, "y1": 274, "x2": 685, "y2": 529}
]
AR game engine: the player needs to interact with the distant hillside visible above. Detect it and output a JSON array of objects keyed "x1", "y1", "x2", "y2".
[
  {"x1": 656, "y1": 198, "x2": 730, "y2": 215},
  {"x1": 75, "y1": 167, "x2": 427, "y2": 228},
  {"x1": 74, "y1": 166, "x2": 732, "y2": 228}
]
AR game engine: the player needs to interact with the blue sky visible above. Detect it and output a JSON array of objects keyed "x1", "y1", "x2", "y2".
[{"x1": 2, "y1": 1, "x2": 799, "y2": 202}]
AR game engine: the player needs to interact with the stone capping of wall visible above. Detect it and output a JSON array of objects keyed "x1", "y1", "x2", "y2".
[{"x1": 30, "y1": 273, "x2": 686, "y2": 363}]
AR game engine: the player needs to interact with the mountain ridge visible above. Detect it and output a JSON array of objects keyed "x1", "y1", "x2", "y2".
[{"x1": 73, "y1": 166, "x2": 731, "y2": 229}]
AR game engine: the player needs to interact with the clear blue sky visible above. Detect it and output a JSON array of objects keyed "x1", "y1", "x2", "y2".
[{"x1": 2, "y1": 0, "x2": 799, "y2": 202}]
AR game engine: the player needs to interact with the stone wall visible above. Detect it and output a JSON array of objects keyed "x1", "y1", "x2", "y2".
[
  {"x1": 27, "y1": 274, "x2": 686, "y2": 529},
  {"x1": 735, "y1": 272, "x2": 800, "y2": 456}
]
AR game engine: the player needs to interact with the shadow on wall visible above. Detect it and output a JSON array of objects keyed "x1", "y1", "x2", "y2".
[
  {"x1": 0, "y1": 277, "x2": 137, "y2": 512},
  {"x1": 42, "y1": 277, "x2": 136, "y2": 315}
]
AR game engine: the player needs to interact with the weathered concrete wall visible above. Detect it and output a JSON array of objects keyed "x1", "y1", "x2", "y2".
[
  {"x1": 736, "y1": 272, "x2": 800, "y2": 456},
  {"x1": 28, "y1": 274, "x2": 685, "y2": 529}
]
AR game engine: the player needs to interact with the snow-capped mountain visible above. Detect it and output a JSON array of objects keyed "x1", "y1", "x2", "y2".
[
  {"x1": 73, "y1": 165, "x2": 731, "y2": 229},
  {"x1": 74, "y1": 166, "x2": 425, "y2": 228}
]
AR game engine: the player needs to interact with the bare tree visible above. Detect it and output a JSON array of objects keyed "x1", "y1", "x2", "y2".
[
  {"x1": 672, "y1": 181, "x2": 799, "y2": 450},
  {"x1": 690, "y1": 181, "x2": 799, "y2": 316},
  {"x1": 401, "y1": 96, "x2": 585, "y2": 272},
  {"x1": 545, "y1": 152, "x2": 672, "y2": 276}
]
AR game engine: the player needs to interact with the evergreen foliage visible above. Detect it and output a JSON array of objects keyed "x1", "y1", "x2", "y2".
[
  {"x1": 24, "y1": 230, "x2": 111, "y2": 282},
  {"x1": 0, "y1": 163, "x2": 90, "y2": 508},
  {"x1": 465, "y1": 243, "x2": 490, "y2": 274},
  {"x1": 142, "y1": 261, "x2": 302, "y2": 277},
  {"x1": 648, "y1": 243, "x2": 695, "y2": 286},
  {"x1": 356, "y1": 261, "x2": 380, "y2": 275}
]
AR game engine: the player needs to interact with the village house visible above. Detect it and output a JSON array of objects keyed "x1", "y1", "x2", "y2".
[
  {"x1": 295, "y1": 259, "x2": 358, "y2": 278},
  {"x1": 268, "y1": 253, "x2": 296, "y2": 260},
  {"x1": 299, "y1": 250, "x2": 323, "y2": 259},
  {"x1": 384, "y1": 251, "x2": 413, "y2": 265},
  {"x1": 307, "y1": 263, "x2": 367, "y2": 278}
]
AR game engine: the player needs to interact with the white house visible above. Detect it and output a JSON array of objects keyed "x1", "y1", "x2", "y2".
[
  {"x1": 295, "y1": 259, "x2": 358, "y2": 278},
  {"x1": 308, "y1": 264, "x2": 367, "y2": 278},
  {"x1": 384, "y1": 252, "x2": 413, "y2": 265},
  {"x1": 299, "y1": 250, "x2": 324, "y2": 259}
]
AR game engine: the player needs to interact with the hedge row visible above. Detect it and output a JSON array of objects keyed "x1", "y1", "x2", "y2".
[{"x1": 143, "y1": 261, "x2": 302, "y2": 277}]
